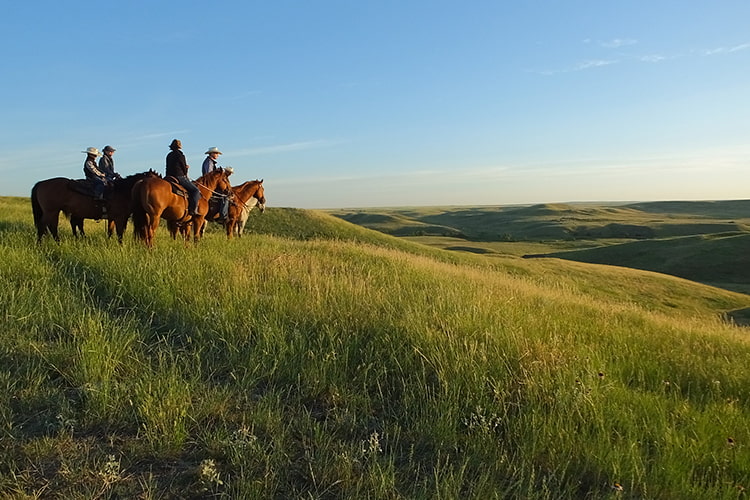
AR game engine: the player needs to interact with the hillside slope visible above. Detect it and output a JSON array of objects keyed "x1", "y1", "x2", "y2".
[
  {"x1": 3, "y1": 197, "x2": 750, "y2": 498},
  {"x1": 245, "y1": 207, "x2": 750, "y2": 317},
  {"x1": 329, "y1": 201, "x2": 750, "y2": 241},
  {"x1": 531, "y1": 232, "x2": 750, "y2": 293}
]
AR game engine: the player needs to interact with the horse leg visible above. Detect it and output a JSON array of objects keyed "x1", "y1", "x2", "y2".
[
  {"x1": 167, "y1": 221, "x2": 178, "y2": 239},
  {"x1": 36, "y1": 222, "x2": 47, "y2": 243},
  {"x1": 35, "y1": 211, "x2": 48, "y2": 243},
  {"x1": 192, "y1": 217, "x2": 204, "y2": 243},
  {"x1": 78, "y1": 218, "x2": 85, "y2": 237},
  {"x1": 147, "y1": 214, "x2": 160, "y2": 248},
  {"x1": 70, "y1": 219, "x2": 77, "y2": 237},
  {"x1": 107, "y1": 219, "x2": 115, "y2": 239},
  {"x1": 237, "y1": 218, "x2": 247, "y2": 237},
  {"x1": 113, "y1": 218, "x2": 125, "y2": 244},
  {"x1": 43, "y1": 213, "x2": 61, "y2": 242},
  {"x1": 225, "y1": 219, "x2": 235, "y2": 239}
]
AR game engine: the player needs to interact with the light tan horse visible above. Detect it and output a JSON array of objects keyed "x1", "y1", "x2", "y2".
[
  {"x1": 131, "y1": 168, "x2": 233, "y2": 247},
  {"x1": 229, "y1": 179, "x2": 265, "y2": 238}
]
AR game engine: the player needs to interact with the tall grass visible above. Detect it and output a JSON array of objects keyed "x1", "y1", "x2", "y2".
[{"x1": 2, "y1": 196, "x2": 750, "y2": 498}]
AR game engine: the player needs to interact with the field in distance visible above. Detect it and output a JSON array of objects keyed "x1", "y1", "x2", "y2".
[{"x1": 328, "y1": 200, "x2": 750, "y2": 296}]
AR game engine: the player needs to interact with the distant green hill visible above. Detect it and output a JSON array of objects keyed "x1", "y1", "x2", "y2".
[
  {"x1": 329, "y1": 201, "x2": 750, "y2": 293},
  {"x1": 626, "y1": 199, "x2": 750, "y2": 218},
  {"x1": 330, "y1": 201, "x2": 750, "y2": 242},
  {"x1": 532, "y1": 232, "x2": 750, "y2": 292}
]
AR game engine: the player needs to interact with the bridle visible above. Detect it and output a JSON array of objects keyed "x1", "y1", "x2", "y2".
[
  {"x1": 194, "y1": 171, "x2": 233, "y2": 199},
  {"x1": 231, "y1": 183, "x2": 265, "y2": 210}
]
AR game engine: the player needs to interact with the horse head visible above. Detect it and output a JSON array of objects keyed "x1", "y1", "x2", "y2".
[
  {"x1": 217, "y1": 167, "x2": 234, "y2": 194},
  {"x1": 198, "y1": 167, "x2": 233, "y2": 195},
  {"x1": 254, "y1": 179, "x2": 266, "y2": 213}
]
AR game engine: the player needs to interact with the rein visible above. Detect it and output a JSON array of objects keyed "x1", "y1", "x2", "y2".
[
  {"x1": 194, "y1": 181, "x2": 230, "y2": 198},
  {"x1": 234, "y1": 195, "x2": 261, "y2": 210}
]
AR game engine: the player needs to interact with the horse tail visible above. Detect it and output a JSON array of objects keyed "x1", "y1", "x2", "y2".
[
  {"x1": 130, "y1": 180, "x2": 151, "y2": 241},
  {"x1": 31, "y1": 183, "x2": 44, "y2": 235},
  {"x1": 130, "y1": 187, "x2": 146, "y2": 240}
]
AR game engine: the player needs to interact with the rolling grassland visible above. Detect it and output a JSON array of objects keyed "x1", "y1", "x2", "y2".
[
  {"x1": 3, "y1": 196, "x2": 750, "y2": 498},
  {"x1": 331, "y1": 201, "x2": 750, "y2": 293}
]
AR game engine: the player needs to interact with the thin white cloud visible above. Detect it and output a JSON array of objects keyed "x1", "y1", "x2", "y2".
[
  {"x1": 600, "y1": 38, "x2": 637, "y2": 49},
  {"x1": 639, "y1": 54, "x2": 667, "y2": 63},
  {"x1": 534, "y1": 58, "x2": 618, "y2": 75},
  {"x1": 575, "y1": 59, "x2": 618, "y2": 70},
  {"x1": 538, "y1": 37, "x2": 750, "y2": 76},
  {"x1": 729, "y1": 43, "x2": 750, "y2": 52},
  {"x1": 231, "y1": 139, "x2": 341, "y2": 157},
  {"x1": 703, "y1": 43, "x2": 750, "y2": 55}
]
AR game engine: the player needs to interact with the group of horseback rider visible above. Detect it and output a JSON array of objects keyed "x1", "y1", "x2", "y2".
[
  {"x1": 82, "y1": 139, "x2": 231, "y2": 218},
  {"x1": 83, "y1": 145, "x2": 120, "y2": 200}
]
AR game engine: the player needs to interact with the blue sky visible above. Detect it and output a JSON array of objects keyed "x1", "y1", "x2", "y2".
[{"x1": 2, "y1": 1, "x2": 749, "y2": 208}]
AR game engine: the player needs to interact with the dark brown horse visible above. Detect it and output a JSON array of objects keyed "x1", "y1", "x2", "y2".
[
  {"x1": 130, "y1": 168, "x2": 233, "y2": 247},
  {"x1": 200, "y1": 179, "x2": 266, "y2": 238},
  {"x1": 31, "y1": 171, "x2": 158, "y2": 243}
]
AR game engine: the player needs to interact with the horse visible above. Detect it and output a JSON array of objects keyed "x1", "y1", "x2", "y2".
[
  {"x1": 200, "y1": 179, "x2": 265, "y2": 238},
  {"x1": 31, "y1": 171, "x2": 158, "y2": 243},
  {"x1": 69, "y1": 172, "x2": 159, "y2": 242},
  {"x1": 69, "y1": 174, "x2": 154, "y2": 239},
  {"x1": 130, "y1": 167, "x2": 233, "y2": 247}
]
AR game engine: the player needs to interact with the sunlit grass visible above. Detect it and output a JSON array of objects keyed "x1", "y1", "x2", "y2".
[{"x1": 2, "y1": 196, "x2": 750, "y2": 497}]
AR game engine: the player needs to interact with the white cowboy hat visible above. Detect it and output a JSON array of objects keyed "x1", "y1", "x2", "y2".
[
  {"x1": 224, "y1": 166, "x2": 234, "y2": 175},
  {"x1": 82, "y1": 147, "x2": 102, "y2": 156},
  {"x1": 205, "y1": 147, "x2": 222, "y2": 155}
]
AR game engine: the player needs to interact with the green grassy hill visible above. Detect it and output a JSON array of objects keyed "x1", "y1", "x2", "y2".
[
  {"x1": 627, "y1": 199, "x2": 750, "y2": 218},
  {"x1": 4, "y1": 196, "x2": 750, "y2": 498},
  {"x1": 330, "y1": 200, "x2": 750, "y2": 241},
  {"x1": 535, "y1": 232, "x2": 750, "y2": 292},
  {"x1": 330, "y1": 201, "x2": 750, "y2": 294}
]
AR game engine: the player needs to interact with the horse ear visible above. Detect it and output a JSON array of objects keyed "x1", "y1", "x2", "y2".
[{"x1": 260, "y1": 178, "x2": 264, "y2": 183}]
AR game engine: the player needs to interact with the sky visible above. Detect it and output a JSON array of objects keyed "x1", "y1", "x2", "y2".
[{"x1": 2, "y1": 1, "x2": 749, "y2": 209}]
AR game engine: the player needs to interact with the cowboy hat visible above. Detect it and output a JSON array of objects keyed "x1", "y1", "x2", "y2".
[
  {"x1": 205, "y1": 147, "x2": 222, "y2": 155},
  {"x1": 82, "y1": 147, "x2": 102, "y2": 156},
  {"x1": 102, "y1": 145, "x2": 116, "y2": 153}
]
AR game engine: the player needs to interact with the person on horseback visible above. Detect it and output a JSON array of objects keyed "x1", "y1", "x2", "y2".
[
  {"x1": 165, "y1": 139, "x2": 201, "y2": 216},
  {"x1": 82, "y1": 147, "x2": 107, "y2": 200},
  {"x1": 202, "y1": 146, "x2": 222, "y2": 175},
  {"x1": 202, "y1": 146, "x2": 231, "y2": 219},
  {"x1": 98, "y1": 145, "x2": 121, "y2": 182}
]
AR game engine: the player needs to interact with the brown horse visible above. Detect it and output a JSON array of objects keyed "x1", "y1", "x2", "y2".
[
  {"x1": 31, "y1": 171, "x2": 158, "y2": 243},
  {"x1": 130, "y1": 168, "x2": 233, "y2": 247},
  {"x1": 201, "y1": 179, "x2": 266, "y2": 238}
]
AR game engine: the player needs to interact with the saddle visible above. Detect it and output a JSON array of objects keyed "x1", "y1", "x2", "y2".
[
  {"x1": 68, "y1": 179, "x2": 109, "y2": 200},
  {"x1": 164, "y1": 176, "x2": 189, "y2": 198}
]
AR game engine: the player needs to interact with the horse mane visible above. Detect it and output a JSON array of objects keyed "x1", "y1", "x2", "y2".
[
  {"x1": 112, "y1": 170, "x2": 161, "y2": 193},
  {"x1": 197, "y1": 167, "x2": 229, "y2": 183},
  {"x1": 237, "y1": 179, "x2": 264, "y2": 188}
]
